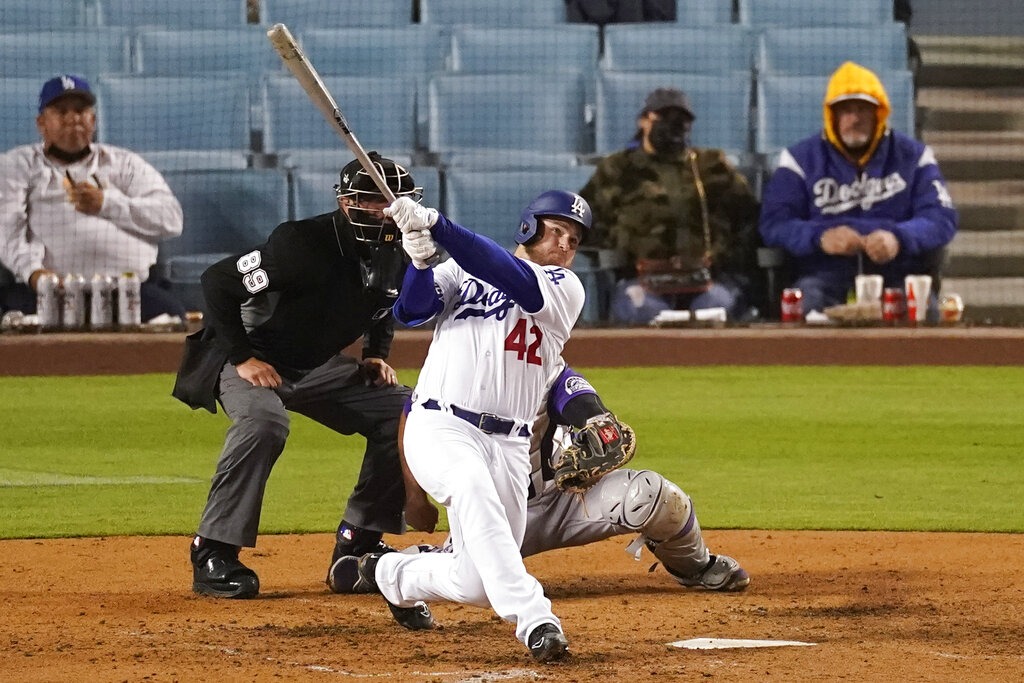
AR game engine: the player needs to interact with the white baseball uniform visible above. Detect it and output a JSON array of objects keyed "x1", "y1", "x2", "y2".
[{"x1": 377, "y1": 226, "x2": 584, "y2": 645}]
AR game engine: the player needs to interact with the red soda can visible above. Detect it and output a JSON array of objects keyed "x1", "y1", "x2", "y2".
[
  {"x1": 882, "y1": 288, "x2": 904, "y2": 322},
  {"x1": 780, "y1": 288, "x2": 803, "y2": 322}
]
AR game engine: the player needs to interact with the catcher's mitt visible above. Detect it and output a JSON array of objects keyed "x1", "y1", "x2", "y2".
[{"x1": 553, "y1": 413, "x2": 636, "y2": 493}]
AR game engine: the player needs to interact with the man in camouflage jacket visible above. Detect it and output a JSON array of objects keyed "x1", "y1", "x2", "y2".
[{"x1": 580, "y1": 88, "x2": 760, "y2": 323}]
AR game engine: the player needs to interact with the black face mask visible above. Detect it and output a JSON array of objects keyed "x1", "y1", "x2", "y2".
[{"x1": 648, "y1": 110, "x2": 692, "y2": 156}]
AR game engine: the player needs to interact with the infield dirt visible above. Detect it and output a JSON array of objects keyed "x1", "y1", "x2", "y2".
[{"x1": 3, "y1": 529, "x2": 1022, "y2": 681}]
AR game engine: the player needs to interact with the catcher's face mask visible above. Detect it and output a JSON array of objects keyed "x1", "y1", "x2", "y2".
[{"x1": 335, "y1": 155, "x2": 422, "y2": 243}]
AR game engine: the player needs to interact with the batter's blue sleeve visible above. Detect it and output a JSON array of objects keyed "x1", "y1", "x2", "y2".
[
  {"x1": 430, "y1": 213, "x2": 544, "y2": 312},
  {"x1": 393, "y1": 263, "x2": 443, "y2": 326}
]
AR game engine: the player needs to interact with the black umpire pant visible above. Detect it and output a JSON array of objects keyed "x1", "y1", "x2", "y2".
[{"x1": 196, "y1": 353, "x2": 410, "y2": 548}]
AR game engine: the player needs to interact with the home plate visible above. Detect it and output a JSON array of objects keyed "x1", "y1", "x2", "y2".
[{"x1": 670, "y1": 638, "x2": 817, "y2": 650}]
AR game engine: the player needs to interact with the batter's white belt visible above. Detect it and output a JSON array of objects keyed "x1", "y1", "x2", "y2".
[{"x1": 420, "y1": 398, "x2": 530, "y2": 437}]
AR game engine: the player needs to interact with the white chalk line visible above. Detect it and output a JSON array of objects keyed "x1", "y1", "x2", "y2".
[
  {"x1": 0, "y1": 468, "x2": 201, "y2": 487},
  {"x1": 670, "y1": 638, "x2": 818, "y2": 650}
]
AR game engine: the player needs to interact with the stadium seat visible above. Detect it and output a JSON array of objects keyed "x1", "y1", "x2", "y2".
[
  {"x1": 420, "y1": 0, "x2": 565, "y2": 26},
  {"x1": 96, "y1": 0, "x2": 247, "y2": 28},
  {"x1": 291, "y1": 166, "x2": 441, "y2": 218},
  {"x1": 299, "y1": 27, "x2": 448, "y2": 77},
  {"x1": 95, "y1": 76, "x2": 251, "y2": 154},
  {"x1": 676, "y1": 0, "x2": 734, "y2": 26},
  {"x1": 443, "y1": 150, "x2": 580, "y2": 170},
  {"x1": 135, "y1": 28, "x2": 283, "y2": 76},
  {"x1": 595, "y1": 71, "x2": 752, "y2": 154},
  {"x1": 755, "y1": 71, "x2": 916, "y2": 154},
  {"x1": 262, "y1": 74, "x2": 417, "y2": 154},
  {"x1": 444, "y1": 167, "x2": 604, "y2": 322},
  {"x1": 260, "y1": 0, "x2": 412, "y2": 29},
  {"x1": 738, "y1": 0, "x2": 893, "y2": 27},
  {"x1": 159, "y1": 169, "x2": 291, "y2": 311},
  {"x1": 278, "y1": 149, "x2": 413, "y2": 171},
  {"x1": 428, "y1": 73, "x2": 588, "y2": 157},
  {"x1": 0, "y1": 78, "x2": 49, "y2": 150},
  {"x1": 142, "y1": 151, "x2": 250, "y2": 172},
  {"x1": 0, "y1": 0, "x2": 86, "y2": 28},
  {"x1": 601, "y1": 24, "x2": 751, "y2": 75},
  {"x1": 0, "y1": 29, "x2": 130, "y2": 80},
  {"x1": 450, "y1": 25, "x2": 598, "y2": 74},
  {"x1": 755, "y1": 25, "x2": 909, "y2": 76}
]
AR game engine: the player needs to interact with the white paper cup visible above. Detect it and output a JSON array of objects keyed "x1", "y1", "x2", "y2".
[
  {"x1": 855, "y1": 274, "x2": 884, "y2": 304},
  {"x1": 904, "y1": 275, "x2": 932, "y2": 321}
]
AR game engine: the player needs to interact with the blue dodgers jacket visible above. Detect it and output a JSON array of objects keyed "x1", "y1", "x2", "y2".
[{"x1": 759, "y1": 62, "x2": 958, "y2": 288}]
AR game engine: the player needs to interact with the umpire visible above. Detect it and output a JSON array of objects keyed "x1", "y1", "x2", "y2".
[{"x1": 173, "y1": 153, "x2": 418, "y2": 598}]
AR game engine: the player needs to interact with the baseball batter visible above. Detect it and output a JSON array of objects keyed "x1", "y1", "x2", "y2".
[{"x1": 351, "y1": 190, "x2": 591, "y2": 663}]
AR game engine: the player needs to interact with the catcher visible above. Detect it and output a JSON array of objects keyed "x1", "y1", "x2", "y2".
[{"x1": 329, "y1": 362, "x2": 749, "y2": 594}]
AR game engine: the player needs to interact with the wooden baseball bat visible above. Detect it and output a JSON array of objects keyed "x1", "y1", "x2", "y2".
[{"x1": 266, "y1": 23, "x2": 396, "y2": 201}]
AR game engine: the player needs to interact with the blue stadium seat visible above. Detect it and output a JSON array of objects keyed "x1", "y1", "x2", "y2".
[
  {"x1": 755, "y1": 25, "x2": 909, "y2": 76},
  {"x1": 676, "y1": 0, "x2": 734, "y2": 25},
  {"x1": 135, "y1": 28, "x2": 283, "y2": 76},
  {"x1": 142, "y1": 151, "x2": 250, "y2": 172},
  {"x1": 444, "y1": 167, "x2": 606, "y2": 322},
  {"x1": 299, "y1": 27, "x2": 448, "y2": 76},
  {"x1": 595, "y1": 71, "x2": 752, "y2": 154},
  {"x1": 96, "y1": 0, "x2": 248, "y2": 28},
  {"x1": 260, "y1": 0, "x2": 412, "y2": 29},
  {"x1": 291, "y1": 166, "x2": 441, "y2": 218},
  {"x1": 279, "y1": 149, "x2": 413, "y2": 171},
  {"x1": 159, "y1": 169, "x2": 291, "y2": 311},
  {"x1": 95, "y1": 76, "x2": 251, "y2": 153},
  {"x1": 0, "y1": 78, "x2": 47, "y2": 150},
  {"x1": 0, "y1": 30, "x2": 130, "y2": 80},
  {"x1": 755, "y1": 71, "x2": 916, "y2": 154},
  {"x1": 443, "y1": 150, "x2": 581, "y2": 169},
  {"x1": 0, "y1": 0, "x2": 86, "y2": 28},
  {"x1": 601, "y1": 24, "x2": 751, "y2": 75},
  {"x1": 420, "y1": 0, "x2": 565, "y2": 26},
  {"x1": 450, "y1": 25, "x2": 598, "y2": 74},
  {"x1": 428, "y1": 73, "x2": 588, "y2": 157},
  {"x1": 738, "y1": 0, "x2": 893, "y2": 26},
  {"x1": 262, "y1": 74, "x2": 417, "y2": 154}
]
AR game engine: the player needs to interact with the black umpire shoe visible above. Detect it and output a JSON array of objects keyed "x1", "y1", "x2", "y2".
[
  {"x1": 527, "y1": 623, "x2": 570, "y2": 663},
  {"x1": 191, "y1": 536, "x2": 259, "y2": 599},
  {"x1": 356, "y1": 552, "x2": 435, "y2": 631}
]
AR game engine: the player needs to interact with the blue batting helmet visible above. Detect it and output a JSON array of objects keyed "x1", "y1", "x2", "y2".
[{"x1": 515, "y1": 190, "x2": 592, "y2": 245}]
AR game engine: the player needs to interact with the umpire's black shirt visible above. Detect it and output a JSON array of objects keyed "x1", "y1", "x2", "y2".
[{"x1": 202, "y1": 211, "x2": 397, "y2": 376}]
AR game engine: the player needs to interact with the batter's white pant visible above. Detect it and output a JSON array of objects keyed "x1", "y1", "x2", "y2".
[{"x1": 375, "y1": 408, "x2": 560, "y2": 645}]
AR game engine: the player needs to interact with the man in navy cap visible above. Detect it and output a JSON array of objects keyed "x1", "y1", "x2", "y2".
[{"x1": 0, "y1": 74, "x2": 185, "y2": 320}]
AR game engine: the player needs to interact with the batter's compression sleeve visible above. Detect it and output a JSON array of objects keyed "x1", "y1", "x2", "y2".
[
  {"x1": 393, "y1": 263, "x2": 443, "y2": 326},
  {"x1": 429, "y1": 213, "x2": 544, "y2": 312}
]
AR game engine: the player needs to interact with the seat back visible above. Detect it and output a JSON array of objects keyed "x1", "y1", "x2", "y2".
[
  {"x1": 755, "y1": 25, "x2": 908, "y2": 76},
  {"x1": 428, "y1": 73, "x2": 587, "y2": 156},
  {"x1": 595, "y1": 71, "x2": 752, "y2": 154},
  {"x1": 676, "y1": 0, "x2": 734, "y2": 25},
  {"x1": 0, "y1": 0, "x2": 86, "y2": 28},
  {"x1": 299, "y1": 26, "x2": 448, "y2": 77},
  {"x1": 739, "y1": 0, "x2": 894, "y2": 26},
  {"x1": 0, "y1": 78, "x2": 49, "y2": 149},
  {"x1": 260, "y1": 0, "x2": 412, "y2": 28},
  {"x1": 756, "y1": 71, "x2": 915, "y2": 154},
  {"x1": 601, "y1": 24, "x2": 751, "y2": 74},
  {"x1": 96, "y1": 0, "x2": 248, "y2": 28},
  {"x1": 0, "y1": 29, "x2": 130, "y2": 81},
  {"x1": 420, "y1": 0, "x2": 565, "y2": 26},
  {"x1": 262, "y1": 74, "x2": 417, "y2": 154},
  {"x1": 95, "y1": 76, "x2": 251, "y2": 153},
  {"x1": 292, "y1": 166, "x2": 441, "y2": 218},
  {"x1": 135, "y1": 28, "x2": 283, "y2": 76},
  {"x1": 450, "y1": 25, "x2": 598, "y2": 74}
]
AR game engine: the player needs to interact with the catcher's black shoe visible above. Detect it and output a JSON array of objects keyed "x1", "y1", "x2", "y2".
[
  {"x1": 527, "y1": 623, "x2": 570, "y2": 663},
  {"x1": 356, "y1": 552, "x2": 435, "y2": 631},
  {"x1": 191, "y1": 536, "x2": 259, "y2": 599}
]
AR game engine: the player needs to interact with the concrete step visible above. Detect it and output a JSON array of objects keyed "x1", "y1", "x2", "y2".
[
  {"x1": 916, "y1": 36, "x2": 1024, "y2": 88},
  {"x1": 946, "y1": 230, "x2": 1024, "y2": 277},
  {"x1": 945, "y1": 180, "x2": 1024, "y2": 231},
  {"x1": 917, "y1": 88, "x2": 1024, "y2": 132},
  {"x1": 941, "y1": 276, "x2": 1024, "y2": 324}
]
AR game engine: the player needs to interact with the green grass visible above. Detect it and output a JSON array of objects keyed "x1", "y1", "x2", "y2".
[{"x1": 1, "y1": 367, "x2": 1021, "y2": 539}]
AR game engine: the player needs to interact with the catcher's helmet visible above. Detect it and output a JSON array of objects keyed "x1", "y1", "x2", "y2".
[
  {"x1": 515, "y1": 190, "x2": 592, "y2": 245},
  {"x1": 335, "y1": 152, "x2": 422, "y2": 243}
]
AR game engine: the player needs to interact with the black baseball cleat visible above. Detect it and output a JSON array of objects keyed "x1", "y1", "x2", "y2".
[
  {"x1": 326, "y1": 521, "x2": 395, "y2": 589},
  {"x1": 328, "y1": 555, "x2": 376, "y2": 594},
  {"x1": 527, "y1": 623, "x2": 570, "y2": 663},
  {"x1": 191, "y1": 536, "x2": 259, "y2": 599},
  {"x1": 356, "y1": 552, "x2": 435, "y2": 631}
]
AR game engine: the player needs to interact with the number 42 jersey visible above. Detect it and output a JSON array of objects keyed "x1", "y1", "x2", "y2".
[{"x1": 412, "y1": 258, "x2": 584, "y2": 425}]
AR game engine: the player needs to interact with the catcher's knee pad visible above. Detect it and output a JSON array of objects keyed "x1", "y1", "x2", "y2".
[{"x1": 598, "y1": 469, "x2": 691, "y2": 542}]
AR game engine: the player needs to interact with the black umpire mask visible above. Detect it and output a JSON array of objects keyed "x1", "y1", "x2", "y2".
[{"x1": 648, "y1": 109, "x2": 693, "y2": 156}]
